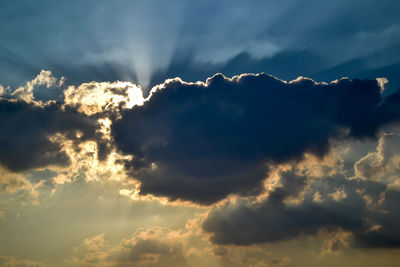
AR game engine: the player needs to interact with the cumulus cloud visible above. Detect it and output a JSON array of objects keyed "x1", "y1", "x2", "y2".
[
  {"x1": 75, "y1": 228, "x2": 197, "y2": 267},
  {"x1": 0, "y1": 70, "x2": 118, "y2": 173},
  {"x1": 8, "y1": 70, "x2": 63, "y2": 102},
  {"x1": 202, "y1": 155, "x2": 400, "y2": 248},
  {"x1": 0, "y1": 70, "x2": 144, "y2": 174},
  {"x1": 202, "y1": 172, "x2": 363, "y2": 245},
  {"x1": 355, "y1": 132, "x2": 400, "y2": 187},
  {"x1": 111, "y1": 73, "x2": 400, "y2": 204},
  {"x1": 0, "y1": 98, "x2": 98, "y2": 172},
  {"x1": 106, "y1": 228, "x2": 187, "y2": 266}
]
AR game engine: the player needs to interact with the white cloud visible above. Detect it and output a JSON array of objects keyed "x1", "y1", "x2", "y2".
[
  {"x1": 10, "y1": 70, "x2": 60, "y2": 102},
  {"x1": 63, "y1": 81, "x2": 144, "y2": 116},
  {"x1": 355, "y1": 132, "x2": 400, "y2": 188}
]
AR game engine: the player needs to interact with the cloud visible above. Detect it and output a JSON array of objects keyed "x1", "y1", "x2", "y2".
[
  {"x1": 0, "y1": 70, "x2": 141, "y2": 174},
  {"x1": 355, "y1": 132, "x2": 400, "y2": 187},
  {"x1": 75, "y1": 228, "x2": 196, "y2": 267},
  {"x1": 202, "y1": 171, "x2": 364, "y2": 245},
  {"x1": 0, "y1": 256, "x2": 44, "y2": 267},
  {"x1": 9, "y1": 70, "x2": 62, "y2": 102},
  {"x1": 0, "y1": 85, "x2": 8, "y2": 97},
  {"x1": 111, "y1": 73, "x2": 400, "y2": 204},
  {"x1": 0, "y1": 167, "x2": 42, "y2": 207},
  {"x1": 0, "y1": 70, "x2": 116, "y2": 173},
  {"x1": 0, "y1": 98, "x2": 97, "y2": 172},
  {"x1": 202, "y1": 154, "x2": 400, "y2": 248},
  {"x1": 63, "y1": 80, "x2": 144, "y2": 116},
  {"x1": 84, "y1": 233, "x2": 106, "y2": 251},
  {"x1": 107, "y1": 228, "x2": 187, "y2": 266},
  {"x1": 0, "y1": 70, "x2": 66, "y2": 103}
]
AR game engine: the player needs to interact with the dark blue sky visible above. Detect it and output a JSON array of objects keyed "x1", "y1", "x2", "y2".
[{"x1": 1, "y1": 0, "x2": 400, "y2": 91}]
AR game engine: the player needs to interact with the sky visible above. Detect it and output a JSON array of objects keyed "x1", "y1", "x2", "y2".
[{"x1": 1, "y1": 0, "x2": 400, "y2": 266}]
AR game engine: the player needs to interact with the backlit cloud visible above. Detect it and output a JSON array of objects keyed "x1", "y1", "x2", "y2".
[
  {"x1": 111, "y1": 73, "x2": 400, "y2": 204},
  {"x1": 202, "y1": 141, "x2": 400, "y2": 248},
  {"x1": 63, "y1": 81, "x2": 144, "y2": 116}
]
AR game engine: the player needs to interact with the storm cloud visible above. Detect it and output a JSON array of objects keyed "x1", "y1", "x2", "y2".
[{"x1": 111, "y1": 73, "x2": 400, "y2": 204}]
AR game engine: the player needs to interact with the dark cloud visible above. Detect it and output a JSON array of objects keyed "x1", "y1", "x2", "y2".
[
  {"x1": 359, "y1": 189, "x2": 400, "y2": 248},
  {"x1": 203, "y1": 171, "x2": 400, "y2": 248},
  {"x1": 111, "y1": 73, "x2": 400, "y2": 204},
  {"x1": 0, "y1": 99, "x2": 98, "y2": 172}
]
